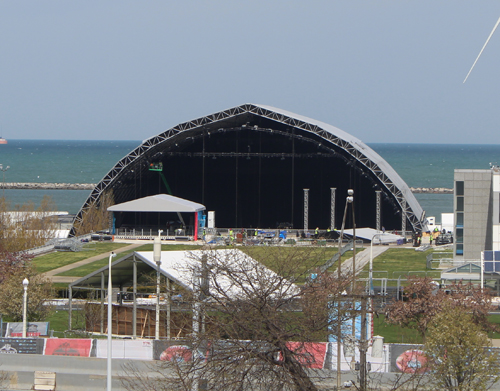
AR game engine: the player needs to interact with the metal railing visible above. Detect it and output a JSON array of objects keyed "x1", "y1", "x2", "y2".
[{"x1": 25, "y1": 233, "x2": 92, "y2": 255}]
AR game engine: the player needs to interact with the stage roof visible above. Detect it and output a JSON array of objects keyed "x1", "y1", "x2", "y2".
[{"x1": 108, "y1": 194, "x2": 205, "y2": 213}]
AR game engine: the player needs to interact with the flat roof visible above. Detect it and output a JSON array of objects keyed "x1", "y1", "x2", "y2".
[
  {"x1": 342, "y1": 228, "x2": 403, "y2": 242},
  {"x1": 108, "y1": 194, "x2": 205, "y2": 213}
]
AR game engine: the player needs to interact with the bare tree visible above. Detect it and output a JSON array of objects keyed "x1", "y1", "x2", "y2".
[
  {"x1": 0, "y1": 246, "x2": 33, "y2": 284},
  {"x1": 73, "y1": 189, "x2": 114, "y2": 236},
  {"x1": 122, "y1": 246, "x2": 355, "y2": 391},
  {"x1": 0, "y1": 195, "x2": 58, "y2": 252}
]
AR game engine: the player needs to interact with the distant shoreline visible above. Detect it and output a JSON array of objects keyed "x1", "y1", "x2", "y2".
[
  {"x1": 0, "y1": 183, "x2": 454, "y2": 194},
  {"x1": 2, "y1": 183, "x2": 95, "y2": 190},
  {"x1": 409, "y1": 187, "x2": 453, "y2": 194}
]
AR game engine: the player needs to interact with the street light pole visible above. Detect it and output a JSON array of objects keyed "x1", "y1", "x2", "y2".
[
  {"x1": 22, "y1": 278, "x2": 29, "y2": 338},
  {"x1": 336, "y1": 191, "x2": 353, "y2": 390},
  {"x1": 153, "y1": 230, "x2": 163, "y2": 340},
  {"x1": 347, "y1": 189, "x2": 356, "y2": 365},
  {"x1": 107, "y1": 251, "x2": 116, "y2": 391},
  {"x1": 348, "y1": 189, "x2": 355, "y2": 285}
]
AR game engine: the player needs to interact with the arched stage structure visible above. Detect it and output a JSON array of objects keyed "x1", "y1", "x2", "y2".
[{"x1": 70, "y1": 104, "x2": 425, "y2": 236}]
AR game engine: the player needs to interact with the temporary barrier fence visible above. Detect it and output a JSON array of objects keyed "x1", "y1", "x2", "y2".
[{"x1": 0, "y1": 338, "x2": 391, "y2": 373}]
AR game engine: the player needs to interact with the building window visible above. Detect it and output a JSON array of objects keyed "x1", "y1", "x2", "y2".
[
  {"x1": 456, "y1": 181, "x2": 464, "y2": 196},
  {"x1": 456, "y1": 196, "x2": 464, "y2": 211},
  {"x1": 456, "y1": 212, "x2": 464, "y2": 228},
  {"x1": 456, "y1": 244, "x2": 463, "y2": 255},
  {"x1": 456, "y1": 228, "x2": 463, "y2": 243}
]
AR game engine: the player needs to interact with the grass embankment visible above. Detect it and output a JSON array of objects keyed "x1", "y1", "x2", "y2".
[
  {"x1": 35, "y1": 240, "x2": 358, "y2": 279},
  {"x1": 358, "y1": 247, "x2": 442, "y2": 286},
  {"x1": 33, "y1": 242, "x2": 130, "y2": 274},
  {"x1": 240, "y1": 246, "x2": 359, "y2": 283},
  {"x1": 55, "y1": 243, "x2": 203, "y2": 277},
  {"x1": 33, "y1": 242, "x2": 207, "y2": 277},
  {"x1": 374, "y1": 313, "x2": 500, "y2": 344}
]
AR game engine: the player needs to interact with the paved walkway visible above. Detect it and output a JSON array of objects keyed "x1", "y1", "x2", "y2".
[
  {"x1": 45, "y1": 243, "x2": 143, "y2": 284},
  {"x1": 339, "y1": 245, "x2": 390, "y2": 276}
]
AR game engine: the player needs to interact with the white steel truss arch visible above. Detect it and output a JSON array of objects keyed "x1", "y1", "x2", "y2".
[{"x1": 70, "y1": 103, "x2": 425, "y2": 236}]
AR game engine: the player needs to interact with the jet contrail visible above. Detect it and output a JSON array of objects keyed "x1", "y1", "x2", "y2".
[{"x1": 463, "y1": 15, "x2": 500, "y2": 83}]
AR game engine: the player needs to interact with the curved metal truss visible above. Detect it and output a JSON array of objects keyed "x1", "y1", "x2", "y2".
[{"x1": 70, "y1": 104, "x2": 425, "y2": 236}]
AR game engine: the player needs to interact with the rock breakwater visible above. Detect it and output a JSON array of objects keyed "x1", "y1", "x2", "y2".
[
  {"x1": 2, "y1": 183, "x2": 453, "y2": 194},
  {"x1": 3, "y1": 183, "x2": 96, "y2": 190},
  {"x1": 409, "y1": 187, "x2": 453, "y2": 194}
]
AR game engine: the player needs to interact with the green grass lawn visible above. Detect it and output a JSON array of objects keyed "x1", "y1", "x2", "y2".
[
  {"x1": 55, "y1": 243, "x2": 205, "y2": 277},
  {"x1": 33, "y1": 242, "x2": 130, "y2": 274},
  {"x1": 240, "y1": 246, "x2": 363, "y2": 284},
  {"x1": 357, "y1": 247, "x2": 441, "y2": 285},
  {"x1": 47, "y1": 309, "x2": 76, "y2": 337},
  {"x1": 54, "y1": 243, "x2": 358, "y2": 280},
  {"x1": 373, "y1": 314, "x2": 423, "y2": 344},
  {"x1": 46, "y1": 309, "x2": 107, "y2": 338},
  {"x1": 373, "y1": 313, "x2": 500, "y2": 344}
]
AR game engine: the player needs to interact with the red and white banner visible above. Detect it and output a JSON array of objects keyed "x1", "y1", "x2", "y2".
[
  {"x1": 285, "y1": 342, "x2": 328, "y2": 369},
  {"x1": 44, "y1": 339, "x2": 93, "y2": 357}
]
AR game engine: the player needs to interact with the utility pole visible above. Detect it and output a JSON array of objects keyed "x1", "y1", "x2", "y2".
[
  {"x1": 359, "y1": 295, "x2": 368, "y2": 391},
  {"x1": 154, "y1": 231, "x2": 163, "y2": 341}
]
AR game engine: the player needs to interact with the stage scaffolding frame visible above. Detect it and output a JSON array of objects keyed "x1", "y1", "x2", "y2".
[{"x1": 70, "y1": 104, "x2": 425, "y2": 236}]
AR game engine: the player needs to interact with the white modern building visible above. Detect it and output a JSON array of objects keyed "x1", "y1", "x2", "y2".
[{"x1": 453, "y1": 167, "x2": 500, "y2": 261}]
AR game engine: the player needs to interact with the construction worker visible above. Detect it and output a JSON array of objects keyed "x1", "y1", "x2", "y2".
[
  {"x1": 229, "y1": 228, "x2": 234, "y2": 243},
  {"x1": 315, "y1": 227, "x2": 319, "y2": 238},
  {"x1": 429, "y1": 234, "x2": 433, "y2": 246}
]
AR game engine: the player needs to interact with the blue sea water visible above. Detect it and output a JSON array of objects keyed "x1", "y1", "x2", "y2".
[
  {"x1": 0, "y1": 140, "x2": 139, "y2": 213},
  {"x1": 369, "y1": 143, "x2": 500, "y2": 189},
  {"x1": 1, "y1": 140, "x2": 499, "y2": 220},
  {"x1": 369, "y1": 143, "x2": 500, "y2": 220}
]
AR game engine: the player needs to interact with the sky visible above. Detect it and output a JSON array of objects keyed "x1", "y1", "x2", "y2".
[{"x1": 1, "y1": 1, "x2": 500, "y2": 144}]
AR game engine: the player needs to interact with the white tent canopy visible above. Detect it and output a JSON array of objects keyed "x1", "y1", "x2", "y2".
[
  {"x1": 108, "y1": 194, "x2": 205, "y2": 213},
  {"x1": 136, "y1": 249, "x2": 299, "y2": 299},
  {"x1": 67, "y1": 248, "x2": 300, "y2": 335},
  {"x1": 69, "y1": 249, "x2": 299, "y2": 300}
]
